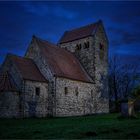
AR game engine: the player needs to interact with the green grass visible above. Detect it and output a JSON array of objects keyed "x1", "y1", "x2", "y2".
[{"x1": 0, "y1": 113, "x2": 140, "y2": 139}]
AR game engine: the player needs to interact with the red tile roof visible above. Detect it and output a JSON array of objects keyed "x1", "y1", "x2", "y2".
[
  {"x1": 34, "y1": 36, "x2": 92, "y2": 83},
  {"x1": 59, "y1": 21, "x2": 100, "y2": 43},
  {"x1": 0, "y1": 71, "x2": 18, "y2": 92},
  {"x1": 8, "y1": 54, "x2": 47, "y2": 82}
]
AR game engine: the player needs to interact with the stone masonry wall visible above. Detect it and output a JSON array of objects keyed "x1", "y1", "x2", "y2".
[
  {"x1": 25, "y1": 40, "x2": 53, "y2": 81},
  {"x1": 59, "y1": 23, "x2": 109, "y2": 114},
  {"x1": 94, "y1": 23, "x2": 109, "y2": 112},
  {"x1": 22, "y1": 80, "x2": 48, "y2": 118},
  {"x1": 55, "y1": 77, "x2": 108, "y2": 117},
  {"x1": 59, "y1": 36, "x2": 95, "y2": 81},
  {"x1": 0, "y1": 91, "x2": 20, "y2": 118},
  {"x1": 25, "y1": 40, "x2": 55, "y2": 116}
]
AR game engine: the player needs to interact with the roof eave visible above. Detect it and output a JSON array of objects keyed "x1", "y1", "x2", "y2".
[
  {"x1": 54, "y1": 74, "x2": 94, "y2": 84},
  {"x1": 23, "y1": 78, "x2": 48, "y2": 83},
  {"x1": 59, "y1": 35, "x2": 94, "y2": 44}
]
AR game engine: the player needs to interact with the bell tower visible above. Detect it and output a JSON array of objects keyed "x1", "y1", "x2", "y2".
[
  {"x1": 58, "y1": 20, "x2": 108, "y2": 88},
  {"x1": 58, "y1": 20, "x2": 109, "y2": 113}
]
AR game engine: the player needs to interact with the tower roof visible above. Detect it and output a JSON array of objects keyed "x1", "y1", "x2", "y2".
[
  {"x1": 8, "y1": 54, "x2": 48, "y2": 82},
  {"x1": 0, "y1": 71, "x2": 18, "y2": 92},
  {"x1": 33, "y1": 36, "x2": 92, "y2": 83},
  {"x1": 58, "y1": 20, "x2": 101, "y2": 44}
]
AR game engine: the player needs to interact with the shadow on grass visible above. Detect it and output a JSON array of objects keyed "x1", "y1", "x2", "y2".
[
  {"x1": 126, "y1": 132, "x2": 140, "y2": 139},
  {"x1": 100, "y1": 128, "x2": 121, "y2": 134},
  {"x1": 79, "y1": 131, "x2": 98, "y2": 138},
  {"x1": 33, "y1": 130, "x2": 41, "y2": 134}
]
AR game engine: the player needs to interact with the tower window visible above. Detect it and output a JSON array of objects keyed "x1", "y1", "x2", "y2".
[
  {"x1": 76, "y1": 44, "x2": 81, "y2": 50},
  {"x1": 84, "y1": 41, "x2": 89, "y2": 49},
  {"x1": 64, "y1": 87, "x2": 68, "y2": 95},
  {"x1": 99, "y1": 43, "x2": 104, "y2": 50},
  {"x1": 75, "y1": 87, "x2": 79, "y2": 96},
  {"x1": 99, "y1": 43, "x2": 104, "y2": 59},
  {"x1": 35, "y1": 87, "x2": 40, "y2": 96}
]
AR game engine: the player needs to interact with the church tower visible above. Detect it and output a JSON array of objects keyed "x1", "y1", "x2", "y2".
[{"x1": 58, "y1": 20, "x2": 109, "y2": 100}]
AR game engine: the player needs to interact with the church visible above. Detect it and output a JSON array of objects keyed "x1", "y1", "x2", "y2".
[{"x1": 0, "y1": 20, "x2": 109, "y2": 118}]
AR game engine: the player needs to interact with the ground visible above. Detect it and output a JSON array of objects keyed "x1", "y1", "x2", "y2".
[{"x1": 0, "y1": 113, "x2": 140, "y2": 139}]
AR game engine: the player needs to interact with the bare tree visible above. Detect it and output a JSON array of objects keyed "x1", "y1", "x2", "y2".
[{"x1": 109, "y1": 55, "x2": 139, "y2": 112}]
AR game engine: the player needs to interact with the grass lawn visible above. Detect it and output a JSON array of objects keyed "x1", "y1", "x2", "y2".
[{"x1": 0, "y1": 113, "x2": 140, "y2": 139}]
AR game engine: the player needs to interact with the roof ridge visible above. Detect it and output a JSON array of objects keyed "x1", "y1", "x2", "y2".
[
  {"x1": 67, "y1": 21, "x2": 98, "y2": 33},
  {"x1": 32, "y1": 35, "x2": 57, "y2": 47},
  {"x1": 7, "y1": 53, "x2": 22, "y2": 58},
  {"x1": 7, "y1": 53, "x2": 35, "y2": 62},
  {"x1": 59, "y1": 20, "x2": 101, "y2": 44},
  {"x1": 33, "y1": 36, "x2": 92, "y2": 83},
  {"x1": 35, "y1": 36, "x2": 82, "y2": 58},
  {"x1": 34, "y1": 35, "x2": 74, "y2": 54}
]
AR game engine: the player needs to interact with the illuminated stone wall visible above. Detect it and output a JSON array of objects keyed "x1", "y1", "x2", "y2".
[
  {"x1": 59, "y1": 22, "x2": 109, "y2": 114},
  {"x1": 55, "y1": 77, "x2": 108, "y2": 117}
]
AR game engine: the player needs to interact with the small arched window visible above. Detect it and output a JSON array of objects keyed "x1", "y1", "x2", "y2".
[
  {"x1": 35, "y1": 87, "x2": 40, "y2": 96},
  {"x1": 76, "y1": 44, "x2": 81, "y2": 50},
  {"x1": 64, "y1": 87, "x2": 68, "y2": 95},
  {"x1": 75, "y1": 87, "x2": 79, "y2": 96},
  {"x1": 84, "y1": 41, "x2": 90, "y2": 49},
  {"x1": 99, "y1": 43, "x2": 104, "y2": 60},
  {"x1": 99, "y1": 43, "x2": 104, "y2": 50}
]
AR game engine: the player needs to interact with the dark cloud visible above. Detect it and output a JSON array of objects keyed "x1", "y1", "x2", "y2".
[
  {"x1": 0, "y1": 1, "x2": 140, "y2": 64},
  {"x1": 109, "y1": 27, "x2": 140, "y2": 46},
  {"x1": 108, "y1": 1, "x2": 140, "y2": 24}
]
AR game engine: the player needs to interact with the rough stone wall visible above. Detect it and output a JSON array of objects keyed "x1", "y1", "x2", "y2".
[
  {"x1": 1, "y1": 53, "x2": 50, "y2": 118},
  {"x1": 55, "y1": 77, "x2": 97, "y2": 117},
  {"x1": 25, "y1": 40, "x2": 55, "y2": 116},
  {"x1": 0, "y1": 91, "x2": 20, "y2": 118},
  {"x1": 93, "y1": 23, "x2": 109, "y2": 113},
  {"x1": 59, "y1": 23, "x2": 109, "y2": 114},
  {"x1": 25, "y1": 40, "x2": 53, "y2": 81},
  {"x1": 22, "y1": 80, "x2": 48, "y2": 118},
  {"x1": 59, "y1": 36, "x2": 95, "y2": 81}
]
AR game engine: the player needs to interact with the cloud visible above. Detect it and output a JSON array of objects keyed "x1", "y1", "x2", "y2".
[
  {"x1": 109, "y1": 27, "x2": 140, "y2": 46},
  {"x1": 21, "y1": 1, "x2": 78, "y2": 20},
  {"x1": 108, "y1": 1, "x2": 140, "y2": 24},
  {"x1": 0, "y1": 1, "x2": 140, "y2": 65}
]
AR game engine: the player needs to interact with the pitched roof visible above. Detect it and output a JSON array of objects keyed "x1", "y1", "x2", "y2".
[
  {"x1": 34, "y1": 36, "x2": 92, "y2": 83},
  {"x1": 8, "y1": 54, "x2": 47, "y2": 82},
  {"x1": 0, "y1": 71, "x2": 18, "y2": 92},
  {"x1": 59, "y1": 21, "x2": 100, "y2": 44}
]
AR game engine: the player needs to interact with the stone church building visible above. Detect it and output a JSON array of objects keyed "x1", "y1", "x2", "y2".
[{"x1": 0, "y1": 20, "x2": 109, "y2": 118}]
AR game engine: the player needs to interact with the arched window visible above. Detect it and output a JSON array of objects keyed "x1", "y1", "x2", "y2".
[
  {"x1": 76, "y1": 44, "x2": 81, "y2": 50},
  {"x1": 75, "y1": 87, "x2": 79, "y2": 96},
  {"x1": 84, "y1": 41, "x2": 90, "y2": 49},
  {"x1": 64, "y1": 87, "x2": 68, "y2": 95},
  {"x1": 35, "y1": 87, "x2": 40, "y2": 96},
  {"x1": 99, "y1": 43, "x2": 104, "y2": 60},
  {"x1": 100, "y1": 43, "x2": 104, "y2": 50}
]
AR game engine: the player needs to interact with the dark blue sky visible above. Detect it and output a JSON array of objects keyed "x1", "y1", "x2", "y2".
[{"x1": 0, "y1": 1, "x2": 140, "y2": 65}]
